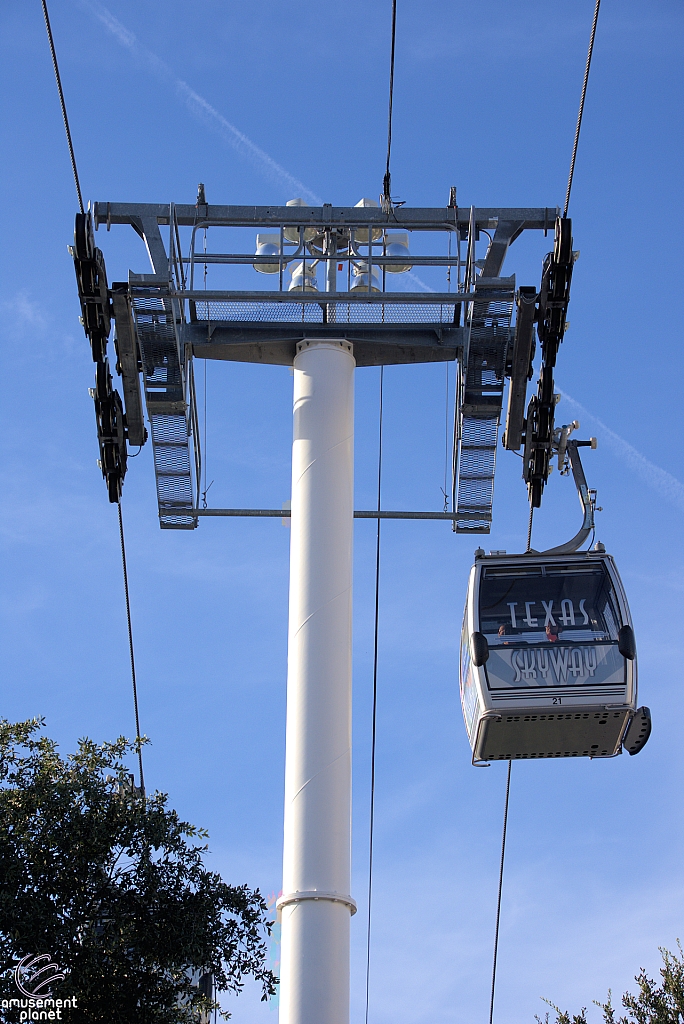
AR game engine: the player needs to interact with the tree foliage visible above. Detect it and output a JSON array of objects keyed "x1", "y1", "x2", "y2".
[
  {"x1": 0, "y1": 718, "x2": 277, "y2": 1022},
  {"x1": 538, "y1": 943, "x2": 684, "y2": 1024}
]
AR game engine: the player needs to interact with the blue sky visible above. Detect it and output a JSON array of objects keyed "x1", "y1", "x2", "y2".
[{"x1": 1, "y1": 2, "x2": 683, "y2": 1022}]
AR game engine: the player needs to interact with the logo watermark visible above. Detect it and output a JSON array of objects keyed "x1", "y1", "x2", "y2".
[
  {"x1": 14, "y1": 955, "x2": 65, "y2": 999},
  {"x1": 2, "y1": 954, "x2": 76, "y2": 1021}
]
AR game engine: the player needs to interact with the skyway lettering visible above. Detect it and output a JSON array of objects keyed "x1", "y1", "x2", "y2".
[
  {"x1": 484, "y1": 643, "x2": 625, "y2": 690},
  {"x1": 511, "y1": 646, "x2": 597, "y2": 684}
]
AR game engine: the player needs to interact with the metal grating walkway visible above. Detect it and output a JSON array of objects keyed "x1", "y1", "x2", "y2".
[
  {"x1": 131, "y1": 292, "x2": 198, "y2": 529},
  {"x1": 455, "y1": 282, "x2": 514, "y2": 533},
  {"x1": 194, "y1": 300, "x2": 460, "y2": 325}
]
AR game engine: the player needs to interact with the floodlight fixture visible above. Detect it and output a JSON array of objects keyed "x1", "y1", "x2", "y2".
[
  {"x1": 284, "y1": 198, "x2": 316, "y2": 243},
  {"x1": 353, "y1": 197, "x2": 382, "y2": 242},
  {"x1": 253, "y1": 233, "x2": 282, "y2": 274},
  {"x1": 349, "y1": 263, "x2": 381, "y2": 292},
  {"x1": 288, "y1": 260, "x2": 319, "y2": 292},
  {"x1": 383, "y1": 231, "x2": 412, "y2": 273}
]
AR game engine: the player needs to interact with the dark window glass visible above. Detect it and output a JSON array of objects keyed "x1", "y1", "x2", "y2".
[{"x1": 479, "y1": 562, "x2": 622, "y2": 647}]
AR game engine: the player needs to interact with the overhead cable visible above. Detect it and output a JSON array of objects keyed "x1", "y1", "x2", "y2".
[
  {"x1": 40, "y1": 2, "x2": 145, "y2": 796},
  {"x1": 442, "y1": 363, "x2": 450, "y2": 512},
  {"x1": 40, "y1": 0, "x2": 84, "y2": 215},
  {"x1": 488, "y1": 760, "x2": 512, "y2": 1024},
  {"x1": 382, "y1": 0, "x2": 398, "y2": 213},
  {"x1": 364, "y1": 366, "x2": 385, "y2": 1024},
  {"x1": 564, "y1": 0, "x2": 602, "y2": 217},
  {"x1": 117, "y1": 503, "x2": 146, "y2": 798}
]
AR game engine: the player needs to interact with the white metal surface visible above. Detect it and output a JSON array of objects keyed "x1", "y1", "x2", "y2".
[{"x1": 278, "y1": 339, "x2": 356, "y2": 1024}]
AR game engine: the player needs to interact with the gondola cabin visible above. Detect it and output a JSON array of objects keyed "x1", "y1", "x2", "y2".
[{"x1": 460, "y1": 549, "x2": 650, "y2": 763}]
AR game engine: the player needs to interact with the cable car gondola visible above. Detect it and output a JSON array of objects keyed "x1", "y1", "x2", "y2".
[
  {"x1": 458, "y1": 434, "x2": 651, "y2": 763},
  {"x1": 460, "y1": 547, "x2": 652, "y2": 762}
]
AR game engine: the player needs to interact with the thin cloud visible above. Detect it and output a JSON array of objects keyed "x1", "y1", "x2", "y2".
[
  {"x1": 2, "y1": 292, "x2": 48, "y2": 331},
  {"x1": 78, "y1": 0, "x2": 322, "y2": 205},
  {"x1": 560, "y1": 392, "x2": 684, "y2": 514}
]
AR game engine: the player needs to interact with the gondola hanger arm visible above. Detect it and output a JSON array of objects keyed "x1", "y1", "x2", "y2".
[{"x1": 538, "y1": 436, "x2": 598, "y2": 555}]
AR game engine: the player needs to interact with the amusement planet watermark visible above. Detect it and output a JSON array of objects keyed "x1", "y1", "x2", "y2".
[{"x1": 2, "y1": 954, "x2": 77, "y2": 1021}]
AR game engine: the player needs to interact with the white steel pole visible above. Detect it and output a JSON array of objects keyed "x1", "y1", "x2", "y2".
[{"x1": 278, "y1": 338, "x2": 356, "y2": 1024}]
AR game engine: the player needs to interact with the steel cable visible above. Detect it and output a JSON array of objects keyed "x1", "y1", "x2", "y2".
[
  {"x1": 442, "y1": 362, "x2": 450, "y2": 512},
  {"x1": 364, "y1": 366, "x2": 384, "y2": 1024},
  {"x1": 526, "y1": 505, "x2": 535, "y2": 553},
  {"x1": 489, "y1": 759, "x2": 512, "y2": 1024},
  {"x1": 564, "y1": 0, "x2": 602, "y2": 217},
  {"x1": 382, "y1": 0, "x2": 398, "y2": 213},
  {"x1": 117, "y1": 503, "x2": 146, "y2": 798},
  {"x1": 497, "y1": 6, "x2": 597, "y2": 1007},
  {"x1": 40, "y1": 0, "x2": 84, "y2": 215},
  {"x1": 41, "y1": 0, "x2": 146, "y2": 797}
]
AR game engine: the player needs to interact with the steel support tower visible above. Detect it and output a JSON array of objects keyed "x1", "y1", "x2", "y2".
[{"x1": 74, "y1": 194, "x2": 572, "y2": 1024}]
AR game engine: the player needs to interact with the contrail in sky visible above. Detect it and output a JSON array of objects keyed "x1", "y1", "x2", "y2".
[
  {"x1": 76, "y1": 1, "x2": 442, "y2": 287},
  {"x1": 403, "y1": 271, "x2": 435, "y2": 293},
  {"x1": 560, "y1": 392, "x2": 684, "y2": 514},
  {"x1": 78, "y1": 0, "x2": 323, "y2": 205}
]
